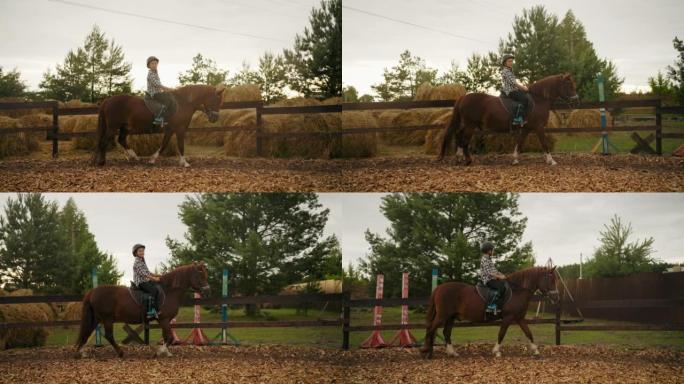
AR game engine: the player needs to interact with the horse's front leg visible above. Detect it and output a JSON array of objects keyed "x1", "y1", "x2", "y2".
[
  {"x1": 517, "y1": 318, "x2": 540, "y2": 356},
  {"x1": 535, "y1": 129, "x2": 557, "y2": 166},
  {"x1": 176, "y1": 130, "x2": 190, "y2": 167},
  {"x1": 513, "y1": 130, "x2": 530, "y2": 165},
  {"x1": 155, "y1": 318, "x2": 173, "y2": 357},
  {"x1": 149, "y1": 126, "x2": 174, "y2": 165},
  {"x1": 117, "y1": 125, "x2": 139, "y2": 161},
  {"x1": 492, "y1": 319, "x2": 511, "y2": 358}
]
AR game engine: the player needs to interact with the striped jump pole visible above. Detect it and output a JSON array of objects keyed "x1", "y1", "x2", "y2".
[
  {"x1": 389, "y1": 272, "x2": 417, "y2": 347},
  {"x1": 361, "y1": 274, "x2": 387, "y2": 348},
  {"x1": 183, "y1": 292, "x2": 209, "y2": 345},
  {"x1": 211, "y1": 268, "x2": 239, "y2": 345},
  {"x1": 91, "y1": 267, "x2": 102, "y2": 347}
]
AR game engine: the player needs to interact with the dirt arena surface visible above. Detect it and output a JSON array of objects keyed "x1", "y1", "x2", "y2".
[
  {"x1": 343, "y1": 344, "x2": 684, "y2": 383},
  {"x1": 0, "y1": 344, "x2": 680, "y2": 383},
  {"x1": 0, "y1": 153, "x2": 682, "y2": 192},
  {"x1": 0, "y1": 344, "x2": 344, "y2": 384}
]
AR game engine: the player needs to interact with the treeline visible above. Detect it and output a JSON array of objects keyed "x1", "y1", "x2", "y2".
[
  {"x1": 344, "y1": 6, "x2": 683, "y2": 105},
  {"x1": 0, "y1": 193, "x2": 121, "y2": 294},
  {"x1": 0, "y1": 0, "x2": 341, "y2": 103}
]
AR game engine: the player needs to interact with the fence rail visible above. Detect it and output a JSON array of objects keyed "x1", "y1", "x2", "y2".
[{"x1": 0, "y1": 98, "x2": 681, "y2": 157}]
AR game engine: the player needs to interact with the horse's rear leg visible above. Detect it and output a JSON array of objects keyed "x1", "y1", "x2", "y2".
[
  {"x1": 492, "y1": 319, "x2": 511, "y2": 358},
  {"x1": 149, "y1": 128, "x2": 174, "y2": 165},
  {"x1": 459, "y1": 127, "x2": 474, "y2": 165},
  {"x1": 420, "y1": 315, "x2": 446, "y2": 359},
  {"x1": 155, "y1": 318, "x2": 173, "y2": 357},
  {"x1": 517, "y1": 318, "x2": 540, "y2": 356},
  {"x1": 443, "y1": 316, "x2": 458, "y2": 357},
  {"x1": 117, "y1": 125, "x2": 139, "y2": 161},
  {"x1": 102, "y1": 319, "x2": 124, "y2": 358},
  {"x1": 75, "y1": 323, "x2": 97, "y2": 358}
]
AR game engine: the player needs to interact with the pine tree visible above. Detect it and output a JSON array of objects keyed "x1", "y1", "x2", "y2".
[
  {"x1": 371, "y1": 50, "x2": 438, "y2": 101},
  {"x1": 283, "y1": 0, "x2": 341, "y2": 98},
  {"x1": 666, "y1": 37, "x2": 684, "y2": 105},
  {"x1": 178, "y1": 53, "x2": 229, "y2": 86},
  {"x1": 0, "y1": 67, "x2": 26, "y2": 97}
]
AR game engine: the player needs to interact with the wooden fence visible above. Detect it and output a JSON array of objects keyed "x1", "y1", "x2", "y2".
[
  {"x1": 0, "y1": 293, "x2": 343, "y2": 346},
  {"x1": 1, "y1": 98, "x2": 681, "y2": 158}
]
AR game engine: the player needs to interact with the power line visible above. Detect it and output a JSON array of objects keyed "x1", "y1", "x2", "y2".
[
  {"x1": 48, "y1": 0, "x2": 288, "y2": 43},
  {"x1": 342, "y1": 5, "x2": 494, "y2": 44}
]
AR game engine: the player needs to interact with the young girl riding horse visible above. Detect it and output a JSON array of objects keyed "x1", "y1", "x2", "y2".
[{"x1": 501, "y1": 54, "x2": 529, "y2": 126}]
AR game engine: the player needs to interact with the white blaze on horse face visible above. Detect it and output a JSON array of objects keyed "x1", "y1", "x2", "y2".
[
  {"x1": 446, "y1": 343, "x2": 458, "y2": 356},
  {"x1": 544, "y1": 153, "x2": 557, "y2": 166}
]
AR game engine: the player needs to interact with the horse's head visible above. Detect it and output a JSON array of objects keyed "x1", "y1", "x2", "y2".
[
  {"x1": 558, "y1": 73, "x2": 580, "y2": 107},
  {"x1": 179, "y1": 85, "x2": 225, "y2": 123},
  {"x1": 537, "y1": 266, "x2": 559, "y2": 303},
  {"x1": 189, "y1": 261, "x2": 211, "y2": 297}
]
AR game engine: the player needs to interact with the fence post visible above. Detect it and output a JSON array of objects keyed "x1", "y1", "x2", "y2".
[
  {"x1": 555, "y1": 298, "x2": 562, "y2": 346},
  {"x1": 51, "y1": 101, "x2": 59, "y2": 158},
  {"x1": 222, "y1": 268, "x2": 228, "y2": 344},
  {"x1": 431, "y1": 268, "x2": 439, "y2": 292},
  {"x1": 597, "y1": 73, "x2": 609, "y2": 155},
  {"x1": 655, "y1": 99, "x2": 662, "y2": 155},
  {"x1": 91, "y1": 267, "x2": 102, "y2": 347},
  {"x1": 255, "y1": 102, "x2": 263, "y2": 156},
  {"x1": 342, "y1": 291, "x2": 350, "y2": 350}
]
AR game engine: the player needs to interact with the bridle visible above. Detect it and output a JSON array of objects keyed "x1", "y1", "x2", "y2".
[{"x1": 201, "y1": 103, "x2": 220, "y2": 121}]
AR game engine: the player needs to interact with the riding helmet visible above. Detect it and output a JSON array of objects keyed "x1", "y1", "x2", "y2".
[
  {"x1": 132, "y1": 243, "x2": 146, "y2": 256},
  {"x1": 501, "y1": 54, "x2": 515, "y2": 66},
  {"x1": 146, "y1": 56, "x2": 159, "y2": 68},
  {"x1": 480, "y1": 241, "x2": 495, "y2": 253}
]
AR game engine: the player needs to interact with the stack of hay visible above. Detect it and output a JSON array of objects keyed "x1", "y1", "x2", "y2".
[
  {"x1": 340, "y1": 111, "x2": 378, "y2": 158},
  {"x1": 566, "y1": 109, "x2": 613, "y2": 136},
  {"x1": 0, "y1": 289, "x2": 53, "y2": 350},
  {"x1": 225, "y1": 97, "x2": 340, "y2": 159},
  {"x1": 189, "y1": 84, "x2": 262, "y2": 149},
  {"x1": 415, "y1": 83, "x2": 465, "y2": 155},
  {"x1": 0, "y1": 97, "x2": 51, "y2": 118},
  {"x1": 61, "y1": 302, "x2": 83, "y2": 323},
  {"x1": 0, "y1": 116, "x2": 41, "y2": 159}
]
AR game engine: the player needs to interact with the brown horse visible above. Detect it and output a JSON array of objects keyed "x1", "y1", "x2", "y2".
[
  {"x1": 438, "y1": 74, "x2": 579, "y2": 166},
  {"x1": 94, "y1": 85, "x2": 225, "y2": 167},
  {"x1": 420, "y1": 266, "x2": 558, "y2": 359},
  {"x1": 75, "y1": 262, "x2": 210, "y2": 358}
]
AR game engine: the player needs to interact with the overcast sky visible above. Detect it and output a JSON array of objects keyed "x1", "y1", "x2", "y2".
[
  {"x1": 0, "y1": 193, "x2": 343, "y2": 284},
  {"x1": 343, "y1": 0, "x2": 684, "y2": 95},
  {"x1": 340, "y1": 193, "x2": 684, "y2": 271},
  {"x1": 0, "y1": 0, "x2": 318, "y2": 91}
]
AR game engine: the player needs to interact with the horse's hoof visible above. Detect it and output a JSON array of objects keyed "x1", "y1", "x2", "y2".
[
  {"x1": 512, "y1": 159, "x2": 519, "y2": 165},
  {"x1": 494, "y1": 352, "x2": 502, "y2": 358}
]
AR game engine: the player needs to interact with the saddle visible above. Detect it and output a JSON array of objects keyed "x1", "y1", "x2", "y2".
[
  {"x1": 499, "y1": 92, "x2": 535, "y2": 128},
  {"x1": 128, "y1": 281, "x2": 165, "y2": 316},
  {"x1": 475, "y1": 281, "x2": 512, "y2": 308},
  {"x1": 143, "y1": 93, "x2": 177, "y2": 120}
]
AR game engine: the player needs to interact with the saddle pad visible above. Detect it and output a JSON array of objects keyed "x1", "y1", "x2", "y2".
[
  {"x1": 475, "y1": 283, "x2": 512, "y2": 306},
  {"x1": 128, "y1": 285, "x2": 165, "y2": 308},
  {"x1": 143, "y1": 97, "x2": 165, "y2": 117},
  {"x1": 498, "y1": 93, "x2": 535, "y2": 123}
]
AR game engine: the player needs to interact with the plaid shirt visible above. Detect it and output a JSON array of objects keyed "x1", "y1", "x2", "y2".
[
  {"x1": 133, "y1": 257, "x2": 152, "y2": 286},
  {"x1": 501, "y1": 67, "x2": 518, "y2": 95},
  {"x1": 479, "y1": 255, "x2": 500, "y2": 284},
  {"x1": 147, "y1": 69, "x2": 164, "y2": 96}
]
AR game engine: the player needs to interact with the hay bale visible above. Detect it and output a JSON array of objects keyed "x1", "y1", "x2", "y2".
[
  {"x1": 547, "y1": 111, "x2": 560, "y2": 129},
  {"x1": 424, "y1": 109, "x2": 455, "y2": 155},
  {"x1": 322, "y1": 97, "x2": 342, "y2": 105},
  {"x1": 0, "y1": 97, "x2": 51, "y2": 118},
  {"x1": 9, "y1": 289, "x2": 55, "y2": 321},
  {"x1": 250, "y1": 98, "x2": 337, "y2": 159},
  {"x1": 222, "y1": 84, "x2": 262, "y2": 103},
  {"x1": 0, "y1": 289, "x2": 51, "y2": 349},
  {"x1": 72, "y1": 115, "x2": 101, "y2": 150},
  {"x1": 377, "y1": 109, "x2": 431, "y2": 146},
  {"x1": 566, "y1": 109, "x2": 612, "y2": 136},
  {"x1": 62, "y1": 302, "x2": 82, "y2": 322},
  {"x1": 415, "y1": 83, "x2": 466, "y2": 102},
  {"x1": 0, "y1": 116, "x2": 40, "y2": 158},
  {"x1": 223, "y1": 111, "x2": 259, "y2": 157},
  {"x1": 188, "y1": 109, "x2": 255, "y2": 147},
  {"x1": 339, "y1": 111, "x2": 377, "y2": 158},
  {"x1": 59, "y1": 99, "x2": 96, "y2": 109}
]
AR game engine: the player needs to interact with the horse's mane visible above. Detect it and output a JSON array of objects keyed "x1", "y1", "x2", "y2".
[
  {"x1": 528, "y1": 74, "x2": 565, "y2": 99},
  {"x1": 506, "y1": 266, "x2": 551, "y2": 290},
  {"x1": 159, "y1": 264, "x2": 197, "y2": 288}
]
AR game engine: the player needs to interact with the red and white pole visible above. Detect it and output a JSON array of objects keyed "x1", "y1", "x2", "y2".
[
  {"x1": 389, "y1": 272, "x2": 417, "y2": 347},
  {"x1": 184, "y1": 292, "x2": 209, "y2": 345},
  {"x1": 361, "y1": 274, "x2": 387, "y2": 348}
]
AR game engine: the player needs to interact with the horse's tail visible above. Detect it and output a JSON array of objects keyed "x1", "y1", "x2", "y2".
[
  {"x1": 75, "y1": 290, "x2": 97, "y2": 348},
  {"x1": 438, "y1": 99, "x2": 461, "y2": 160}
]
